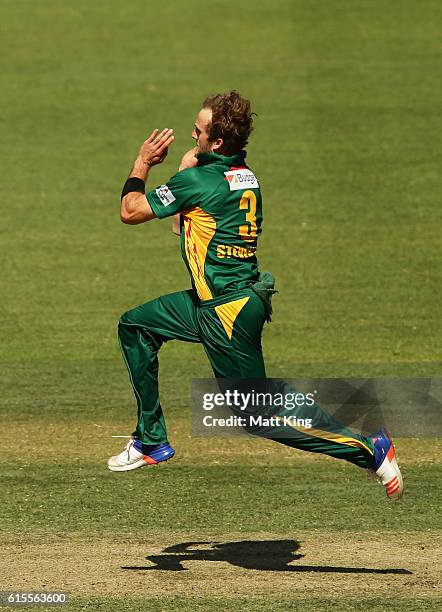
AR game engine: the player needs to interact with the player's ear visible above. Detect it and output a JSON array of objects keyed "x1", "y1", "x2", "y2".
[{"x1": 211, "y1": 138, "x2": 224, "y2": 152}]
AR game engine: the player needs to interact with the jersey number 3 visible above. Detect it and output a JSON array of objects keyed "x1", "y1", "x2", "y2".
[{"x1": 239, "y1": 190, "x2": 257, "y2": 242}]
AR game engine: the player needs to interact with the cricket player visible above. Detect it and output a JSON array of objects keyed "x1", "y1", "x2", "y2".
[{"x1": 109, "y1": 91, "x2": 403, "y2": 501}]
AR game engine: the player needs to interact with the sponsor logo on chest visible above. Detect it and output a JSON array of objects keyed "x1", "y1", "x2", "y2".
[
  {"x1": 224, "y1": 168, "x2": 259, "y2": 191},
  {"x1": 156, "y1": 184, "x2": 176, "y2": 206}
]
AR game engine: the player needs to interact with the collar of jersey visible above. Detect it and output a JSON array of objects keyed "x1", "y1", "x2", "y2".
[{"x1": 196, "y1": 150, "x2": 247, "y2": 167}]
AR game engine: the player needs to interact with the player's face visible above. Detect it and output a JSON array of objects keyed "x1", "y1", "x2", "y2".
[{"x1": 192, "y1": 108, "x2": 222, "y2": 154}]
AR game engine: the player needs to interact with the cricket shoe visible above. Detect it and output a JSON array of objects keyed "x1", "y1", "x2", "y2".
[
  {"x1": 369, "y1": 428, "x2": 403, "y2": 501},
  {"x1": 108, "y1": 439, "x2": 175, "y2": 472}
]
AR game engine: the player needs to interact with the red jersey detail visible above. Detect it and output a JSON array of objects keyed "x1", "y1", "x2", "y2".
[{"x1": 224, "y1": 165, "x2": 248, "y2": 180}]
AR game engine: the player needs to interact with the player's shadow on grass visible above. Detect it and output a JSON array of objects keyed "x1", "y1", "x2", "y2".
[{"x1": 122, "y1": 540, "x2": 412, "y2": 574}]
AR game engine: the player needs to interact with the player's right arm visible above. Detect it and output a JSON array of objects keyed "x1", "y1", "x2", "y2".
[{"x1": 171, "y1": 214, "x2": 181, "y2": 235}]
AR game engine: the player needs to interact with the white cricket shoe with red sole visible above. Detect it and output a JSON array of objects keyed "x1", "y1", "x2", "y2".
[
  {"x1": 108, "y1": 439, "x2": 175, "y2": 472},
  {"x1": 369, "y1": 428, "x2": 403, "y2": 501}
]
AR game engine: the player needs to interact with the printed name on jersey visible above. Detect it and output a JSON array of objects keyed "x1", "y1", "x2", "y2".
[
  {"x1": 224, "y1": 169, "x2": 259, "y2": 191},
  {"x1": 156, "y1": 184, "x2": 176, "y2": 206},
  {"x1": 217, "y1": 244, "x2": 257, "y2": 259}
]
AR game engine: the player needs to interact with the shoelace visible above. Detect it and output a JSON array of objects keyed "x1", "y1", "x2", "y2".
[
  {"x1": 126, "y1": 439, "x2": 133, "y2": 460},
  {"x1": 111, "y1": 435, "x2": 142, "y2": 461}
]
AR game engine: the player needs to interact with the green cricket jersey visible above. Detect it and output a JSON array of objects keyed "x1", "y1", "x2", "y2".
[{"x1": 147, "y1": 151, "x2": 263, "y2": 302}]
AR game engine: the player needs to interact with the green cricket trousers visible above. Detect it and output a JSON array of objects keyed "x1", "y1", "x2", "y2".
[{"x1": 118, "y1": 288, "x2": 375, "y2": 469}]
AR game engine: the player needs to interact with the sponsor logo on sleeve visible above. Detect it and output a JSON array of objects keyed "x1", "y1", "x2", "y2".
[
  {"x1": 156, "y1": 184, "x2": 176, "y2": 206},
  {"x1": 224, "y1": 168, "x2": 259, "y2": 191}
]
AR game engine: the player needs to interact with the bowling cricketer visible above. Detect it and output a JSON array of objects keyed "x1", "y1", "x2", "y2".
[{"x1": 108, "y1": 91, "x2": 403, "y2": 501}]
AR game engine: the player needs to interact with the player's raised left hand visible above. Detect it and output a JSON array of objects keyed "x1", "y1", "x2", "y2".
[{"x1": 138, "y1": 128, "x2": 175, "y2": 167}]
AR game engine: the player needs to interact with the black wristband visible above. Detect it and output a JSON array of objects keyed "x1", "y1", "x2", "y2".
[{"x1": 121, "y1": 177, "x2": 145, "y2": 201}]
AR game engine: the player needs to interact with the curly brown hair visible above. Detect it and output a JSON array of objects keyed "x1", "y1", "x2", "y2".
[{"x1": 202, "y1": 90, "x2": 254, "y2": 156}]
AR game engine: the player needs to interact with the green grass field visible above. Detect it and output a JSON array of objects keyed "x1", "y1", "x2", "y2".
[{"x1": 1, "y1": 0, "x2": 441, "y2": 610}]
